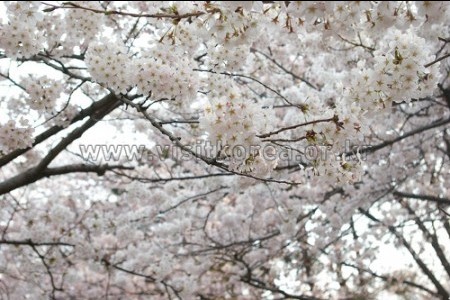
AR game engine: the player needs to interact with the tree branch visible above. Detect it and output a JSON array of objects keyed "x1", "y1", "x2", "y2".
[
  {"x1": 42, "y1": 2, "x2": 206, "y2": 19},
  {"x1": 401, "y1": 201, "x2": 450, "y2": 280},
  {"x1": 394, "y1": 191, "x2": 450, "y2": 206},
  {"x1": 359, "y1": 208, "x2": 450, "y2": 299},
  {"x1": 341, "y1": 262, "x2": 437, "y2": 297},
  {"x1": 360, "y1": 117, "x2": 450, "y2": 155},
  {"x1": 0, "y1": 163, "x2": 132, "y2": 196},
  {"x1": 424, "y1": 53, "x2": 450, "y2": 68},
  {"x1": 29, "y1": 243, "x2": 62, "y2": 299},
  {"x1": 250, "y1": 48, "x2": 318, "y2": 90},
  {"x1": 0, "y1": 92, "x2": 121, "y2": 168},
  {"x1": 120, "y1": 97, "x2": 298, "y2": 186},
  {"x1": 0, "y1": 94, "x2": 123, "y2": 196},
  {"x1": 0, "y1": 239, "x2": 74, "y2": 247},
  {"x1": 257, "y1": 116, "x2": 336, "y2": 138}
]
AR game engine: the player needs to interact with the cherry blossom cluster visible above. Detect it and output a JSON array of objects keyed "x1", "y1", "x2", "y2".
[
  {"x1": 85, "y1": 39, "x2": 132, "y2": 94},
  {"x1": 21, "y1": 76, "x2": 64, "y2": 113},
  {"x1": 0, "y1": 1, "x2": 108, "y2": 58},
  {"x1": 0, "y1": 120, "x2": 34, "y2": 153},
  {"x1": 60, "y1": 1, "x2": 105, "y2": 53},
  {"x1": 0, "y1": 1, "x2": 44, "y2": 58},
  {"x1": 0, "y1": 2, "x2": 449, "y2": 298},
  {"x1": 200, "y1": 76, "x2": 276, "y2": 175},
  {"x1": 279, "y1": 1, "x2": 449, "y2": 36},
  {"x1": 134, "y1": 45, "x2": 199, "y2": 104},
  {"x1": 347, "y1": 30, "x2": 440, "y2": 110},
  {"x1": 167, "y1": 22, "x2": 203, "y2": 54},
  {"x1": 86, "y1": 41, "x2": 199, "y2": 105},
  {"x1": 50, "y1": 104, "x2": 79, "y2": 127},
  {"x1": 208, "y1": 45, "x2": 250, "y2": 72},
  {"x1": 202, "y1": 2, "x2": 263, "y2": 46}
]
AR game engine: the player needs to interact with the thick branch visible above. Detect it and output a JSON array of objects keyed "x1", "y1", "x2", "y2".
[
  {"x1": 0, "y1": 93, "x2": 121, "y2": 168},
  {"x1": 43, "y1": 164, "x2": 134, "y2": 176},
  {"x1": 394, "y1": 191, "x2": 450, "y2": 206},
  {"x1": 35, "y1": 95, "x2": 121, "y2": 171},
  {"x1": 360, "y1": 117, "x2": 450, "y2": 155},
  {"x1": 0, "y1": 163, "x2": 130, "y2": 196},
  {"x1": 0, "y1": 239, "x2": 74, "y2": 247},
  {"x1": 0, "y1": 94, "x2": 122, "y2": 196}
]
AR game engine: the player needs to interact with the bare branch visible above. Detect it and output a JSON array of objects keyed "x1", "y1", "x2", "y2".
[
  {"x1": 394, "y1": 191, "x2": 450, "y2": 206},
  {"x1": 42, "y1": 2, "x2": 206, "y2": 19},
  {"x1": 250, "y1": 48, "x2": 319, "y2": 90},
  {"x1": 424, "y1": 53, "x2": 450, "y2": 68},
  {"x1": 0, "y1": 239, "x2": 74, "y2": 247}
]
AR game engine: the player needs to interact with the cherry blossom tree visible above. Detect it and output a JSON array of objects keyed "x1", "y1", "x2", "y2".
[{"x1": 0, "y1": 1, "x2": 450, "y2": 299}]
